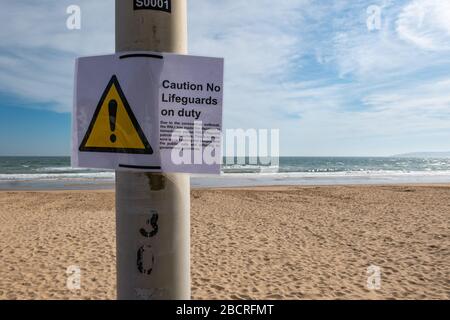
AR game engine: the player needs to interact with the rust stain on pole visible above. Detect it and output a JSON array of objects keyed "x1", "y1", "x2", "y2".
[{"x1": 146, "y1": 173, "x2": 165, "y2": 191}]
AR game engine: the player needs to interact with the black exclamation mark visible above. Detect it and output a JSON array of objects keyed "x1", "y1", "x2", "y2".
[{"x1": 109, "y1": 99, "x2": 117, "y2": 143}]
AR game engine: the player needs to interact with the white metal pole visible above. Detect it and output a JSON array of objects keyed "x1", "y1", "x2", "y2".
[{"x1": 115, "y1": 0, "x2": 190, "y2": 300}]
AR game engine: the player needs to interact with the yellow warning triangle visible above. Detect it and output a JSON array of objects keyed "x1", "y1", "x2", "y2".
[{"x1": 79, "y1": 75, "x2": 153, "y2": 154}]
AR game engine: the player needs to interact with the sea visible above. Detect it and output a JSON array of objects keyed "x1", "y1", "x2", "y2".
[{"x1": 1, "y1": 156, "x2": 450, "y2": 190}]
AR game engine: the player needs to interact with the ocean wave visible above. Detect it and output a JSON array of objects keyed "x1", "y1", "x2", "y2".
[
  {"x1": 0, "y1": 172, "x2": 114, "y2": 181},
  {"x1": 1, "y1": 169, "x2": 450, "y2": 183},
  {"x1": 218, "y1": 170, "x2": 450, "y2": 178},
  {"x1": 34, "y1": 166, "x2": 109, "y2": 173}
]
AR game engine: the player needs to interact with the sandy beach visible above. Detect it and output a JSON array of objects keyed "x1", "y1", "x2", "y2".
[{"x1": 0, "y1": 185, "x2": 448, "y2": 300}]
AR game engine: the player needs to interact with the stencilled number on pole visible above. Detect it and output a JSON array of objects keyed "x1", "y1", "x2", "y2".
[
  {"x1": 140, "y1": 212, "x2": 159, "y2": 238},
  {"x1": 137, "y1": 210, "x2": 159, "y2": 275},
  {"x1": 137, "y1": 245, "x2": 155, "y2": 275},
  {"x1": 134, "y1": 0, "x2": 171, "y2": 13}
]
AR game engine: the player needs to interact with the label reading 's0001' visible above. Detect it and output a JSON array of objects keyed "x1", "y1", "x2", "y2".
[{"x1": 134, "y1": 0, "x2": 171, "y2": 13}]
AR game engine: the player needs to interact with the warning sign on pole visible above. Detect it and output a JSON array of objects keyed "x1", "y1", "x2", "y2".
[
  {"x1": 72, "y1": 52, "x2": 224, "y2": 174},
  {"x1": 79, "y1": 75, "x2": 153, "y2": 154}
]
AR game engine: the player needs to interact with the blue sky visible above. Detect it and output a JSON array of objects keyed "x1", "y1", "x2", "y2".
[{"x1": 1, "y1": 0, "x2": 450, "y2": 156}]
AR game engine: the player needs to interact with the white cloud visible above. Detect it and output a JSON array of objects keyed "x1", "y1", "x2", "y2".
[
  {"x1": 1, "y1": 0, "x2": 450, "y2": 155},
  {"x1": 0, "y1": 0, "x2": 114, "y2": 112},
  {"x1": 319, "y1": 0, "x2": 450, "y2": 80},
  {"x1": 396, "y1": 0, "x2": 450, "y2": 51},
  {"x1": 188, "y1": 0, "x2": 310, "y2": 129}
]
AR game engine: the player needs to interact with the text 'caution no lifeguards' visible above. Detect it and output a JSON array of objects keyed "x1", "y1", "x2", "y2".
[{"x1": 73, "y1": 52, "x2": 224, "y2": 173}]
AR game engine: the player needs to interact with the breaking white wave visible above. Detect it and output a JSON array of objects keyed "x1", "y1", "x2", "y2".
[
  {"x1": 34, "y1": 166, "x2": 102, "y2": 173},
  {"x1": 0, "y1": 172, "x2": 115, "y2": 181},
  {"x1": 2, "y1": 169, "x2": 450, "y2": 183}
]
